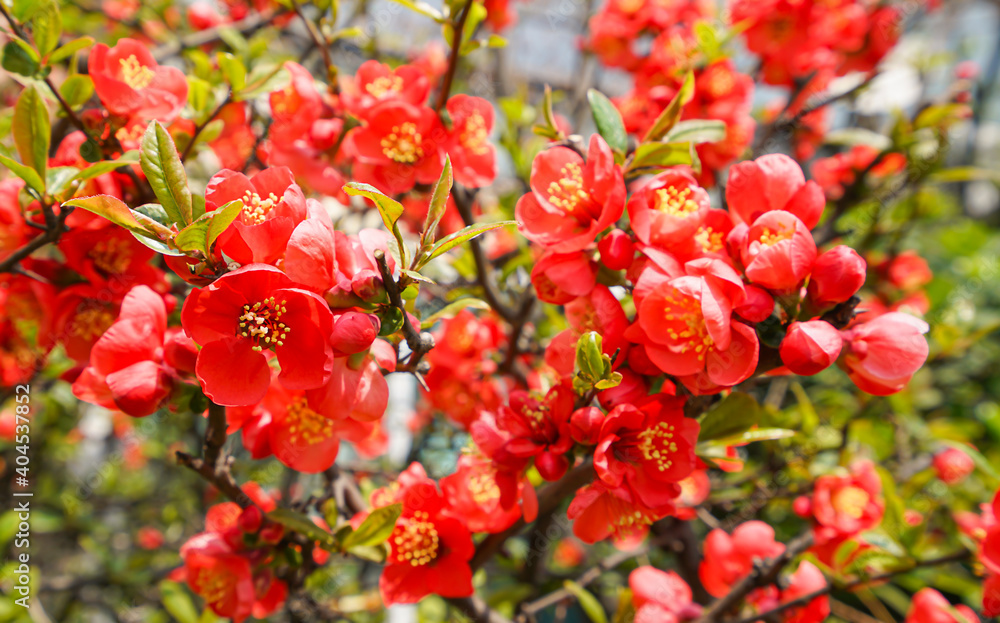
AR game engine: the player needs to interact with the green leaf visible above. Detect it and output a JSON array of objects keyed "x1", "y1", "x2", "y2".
[
  {"x1": 67, "y1": 150, "x2": 140, "y2": 185},
  {"x1": 824, "y1": 127, "x2": 892, "y2": 151},
  {"x1": 643, "y1": 71, "x2": 694, "y2": 142},
  {"x1": 563, "y1": 580, "x2": 608, "y2": 623},
  {"x1": 159, "y1": 580, "x2": 199, "y2": 623},
  {"x1": 62, "y1": 195, "x2": 171, "y2": 240},
  {"x1": 389, "y1": 0, "x2": 444, "y2": 21},
  {"x1": 929, "y1": 167, "x2": 1000, "y2": 185},
  {"x1": 576, "y1": 331, "x2": 605, "y2": 382},
  {"x1": 206, "y1": 199, "x2": 244, "y2": 249},
  {"x1": 2, "y1": 40, "x2": 40, "y2": 77},
  {"x1": 421, "y1": 221, "x2": 515, "y2": 267},
  {"x1": 175, "y1": 199, "x2": 243, "y2": 254},
  {"x1": 31, "y1": 0, "x2": 61, "y2": 57},
  {"x1": 59, "y1": 75, "x2": 94, "y2": 109},
  {"x1": 344, "y1": 182, "x2": 408, "y2": 266},
  {"x1": 421, "y1": 156, "x2": 453, "y2": 249},
  {"x1": 628, "y1": 141, "x2": 694, "y2": 173},
  {"x1": 217, "y1": 52, "x2": 246, "y2": 92},
  {"x1": 140, "y1": 121, "x2": 193, "y2": 226},
  {"x1": 13, "y1": 86, "x2": 50, "y2": 183},
  {"x1": 664, "y1": 119, "x2": 726, "y2": 144},
  {"x1": 587, "y1": 89, "x2": 628, "y2": 156},
  {"x1": 420, "y1": 298, "x2": 490, "y2": 329},
  {"x1": 174, "y1": 215, "x2": 213, "y2": 253},
  {"x1": 267, "y1": 508, "x2": 338, "y2": 548},
  {"x1": 48, "y1": 37, "x2": 94, "y2": 64},
  {"x1": 701, "y1": 428, "x2": 796, "y2": 448},
  {"x1": 341, "y1": 504, "x2": 402, "y2": 550},
  {"x1": 697, "y1": 392, "x2": 761, "y2": 442},
  {"x1": 0, "y1": 153, "x2": 45, "y2": 195}
]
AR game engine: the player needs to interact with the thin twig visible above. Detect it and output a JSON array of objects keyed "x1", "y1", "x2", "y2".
[
  {"x1": 374, "y1": 249, "x2": 435, "y2": 374},
  {"x1": 435, "y1": 0, "x2": 475, "y2": 112}
]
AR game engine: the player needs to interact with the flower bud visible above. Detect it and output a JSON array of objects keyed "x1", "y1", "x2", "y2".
[
  {"x1": 332, "y1": 312, "x2": 380, "y2": 355},
  {"x1": 238, "y1": 506, "x2": 263, "y2": 534},
  {"x1": 570, "y1": 407, "x2": 604, "y2": 445},
  {"x1": 933, "y1": 447, "x2": 975, "y2": 485},
  {"x1": 351, "y1": 269, "x2": 387, "y2": 304},
  {"x1": 808, "y1": 245, "x2": 866, "y2": 307},
  {"x1": 535, "y1": 451, "x2": 569, "y2": 482},
  {"x1": 779, "y1": 320, "x2": 843, "y2": 376},
  {"x1": 259, "y1": 522, "x2": 285, "y2": 544},
  {"x1": 598, "y1": 229, "x2": 635, "y2": 271},
  {"x1": 734, "y1": 285, "x2": 774, "y2": 323}
]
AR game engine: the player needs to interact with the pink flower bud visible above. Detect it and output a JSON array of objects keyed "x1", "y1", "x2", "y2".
[
  {"x1": 734, "y1": 285, "x2": 774, "y2": 323},
  {"x1": 932, "y1": 447, "x2": 975, "y2": 485},
  {"x1": 808, "y1": 245, "x2": 866, "y2": 307},
  {"x1": 570, "y1": 407, "x2": 604, "y2": 445},
  {"x1": 331, "y1": 312, "x2": 380, "y2": 355},
  {"x1": 598, "y1": 229, "x2": 635, "y2": 271},
  {"x1": 780, "y1": 320, "x2": 843, "y2": 375}
]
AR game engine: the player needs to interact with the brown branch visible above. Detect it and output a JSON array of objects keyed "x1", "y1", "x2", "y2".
[
  {"x1": 518, "y1": 543, "x2": 652, "y2": 620},
  {"x1": 374, "y1": 249, "x2": 435, "y2": 375},
  {"x1": 152, "y1": 9, "x2": 285, "y2": 62},
  {"x1": 471, "y1": 461, "x2": 595, "y2": 571},
  {"x1": 181, "y1": 91, "x2": 233, "y2": 162},
  {"x1": 453, "y1": 186, "x2": 518, "y2": 323},
  {"x1": 697, "y1": 531, "x2": 815, "y2": 623},
  {"x1": 175, "y1": 401, "x2": 256, "y2": 508},
  {"x1": 447, "y1": 596, "x2": 515, "y2": 623},
  {"x1": 724, "y1": 549, "x2": 972, "y2": 623},
  {"x1": 435, "y1": 0, "x2": 475, "y2": 112}
]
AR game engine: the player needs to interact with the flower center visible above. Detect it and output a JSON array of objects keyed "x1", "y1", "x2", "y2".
[
  {"x1": 119, "y1": 55, "x2": 155, "y2": 90},
  {"x1": 695, "y1": 226, "x2": 725, "y2": 253},
  {"x1": 654, "y1": 186, "x2": 700, "y2": 217},
  {"x1": 707, "y1": 70, "x2": 734, "y2": 98},
  {"x1": 238, "y1": 297, "x2": 289, "y2": 351},
  {"x1": 381, "y1": 122, "x2": 424, "y2": 164},
  {"x1": 241, "y1": 190, "x2": 280, "y2": 225},
  {"x1": 285, "y1": 397, "x2": 335, "y2": 446},
  {"x1": 460, "y1": 111, "x2": 490, "y2": 155},
  {"x1": 662, "y1": 288, "x2": 714, "y2": 360},
  {"x1": 636, "y1": 421, "x2": 679, "y2": 473},
  {"x1": 71, "y1": 306, "x2": 116, "y2": 340},
  {"x1": 756, "y1": 225, "x2": 794, "y2": 247},
  {"x1": 468, "y1": 471, "x2": 501, "y2": 505},
  {"x1": 90, "y1": 238, "x2": 133, "y2": 274},
  {"x1": 546, "y1": 162, "x2": 591, "y2": 219},
  {"x1": 365, "y1": 75, "x2": 403, "y2": 98},
  {"x1": 832, "y1": 486, "x2": 870, "y2": 520},
  {"x1": 195, "y1": 568, "x2": 231, "y2": 605},
  {"x1": 390, "y1": 511, "x2": 440, "y2": 567}
]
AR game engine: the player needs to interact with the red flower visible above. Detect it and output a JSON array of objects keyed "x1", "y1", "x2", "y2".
[
  {"x1": 60, "y1": 223, "x2": 166, "y2": 292},
  {"x1": 780, "y1": 561, "x2": 830, "y2": 623},
  {"x1": 544, "y1": 285, "x2": 630, "y2": 377},
  {"x1": 530, "y1": 251, "x2": 598, "y2": 305},
  {"x1": 72, "y1": 286, "x2": 181, "y2": 417},
  {"x1": 209, "y1": 102, "x2": 257, "y2": 170},
  {"x1": 473, "y1": 383, "x2": 576, "y2": 481},
  {"x1": 726, "y1": 154, "x2": 825, "y2": 229},
  {"x1": 630, "y1": 566, "x2": 700, "y2": 623},
  {"x1": 50, "y1": 284, "x2": 122, "y2": 363},
  {"x1": 440, "y1": 453, "x2": 522, "y2": 533},
  {"x1": 445, "y1": 94, "x2": 497, "y2": 188},
  {"x1": 905, "y1": 588, "x2": 979, "y2": 623},
  {"x1": 515, "y1": 134, "x2": 626, "y2": 253},
  {"x1": 881, "y1": 250, "x2": 933, "y2": 292},
  {"x1": 933, "y1": 447, "x2": 975, "y2": 485},
  {"x1": 305, "y1": 346, "x2": 392, "y2": 422},
  {"x1": 364, "y1": 463, "x2": 474, "y2": 605},
  {"x1": 840, "y1": 312, "x2": 929, "y2": 396},
  {"x1": 205, "y1": 167, "x2": 309, "y2": 265},
  {"x1": 699, "y1": 520, "x2": 786, "y2": 597},
  {"x1": 594, "y1": 401, "x2": 699, "y2": 509},
  {"x1": 810, "y1": 459, "x2": 884, "y2": 537},
  {"x1": 629, "y1": 269, "x2": 759, "y2": 387},
  {"x1": 347, "y1": 101, "x2": 446, "y2": 195},
  {"x1": 181, "y1": 264, "x2": 334, "y2": 406},
  {"x1": 182, "y1": 535, "x2": 256, "y2": 623},
  {"x1": 568, "y1": 479, "x2": 676, "y2": 546},
  {"x1": 779, "y1": 320, "x2": 843, "y2": 376},
  {"x1": 341, "y1": 60, "x2": 431, "y2": 120},
  {"x1": 89, "y1": 38, "x2": 188, "y2": 121},
  {"x1": 626, "y1": 168, "x2": 710, "y2": 254},
  {"x1": 269, "y1": 62, "x2": 323, "y2": 144},
  {"x1": 739, "y1": 211, "x2": 818, "y2": 292}
]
